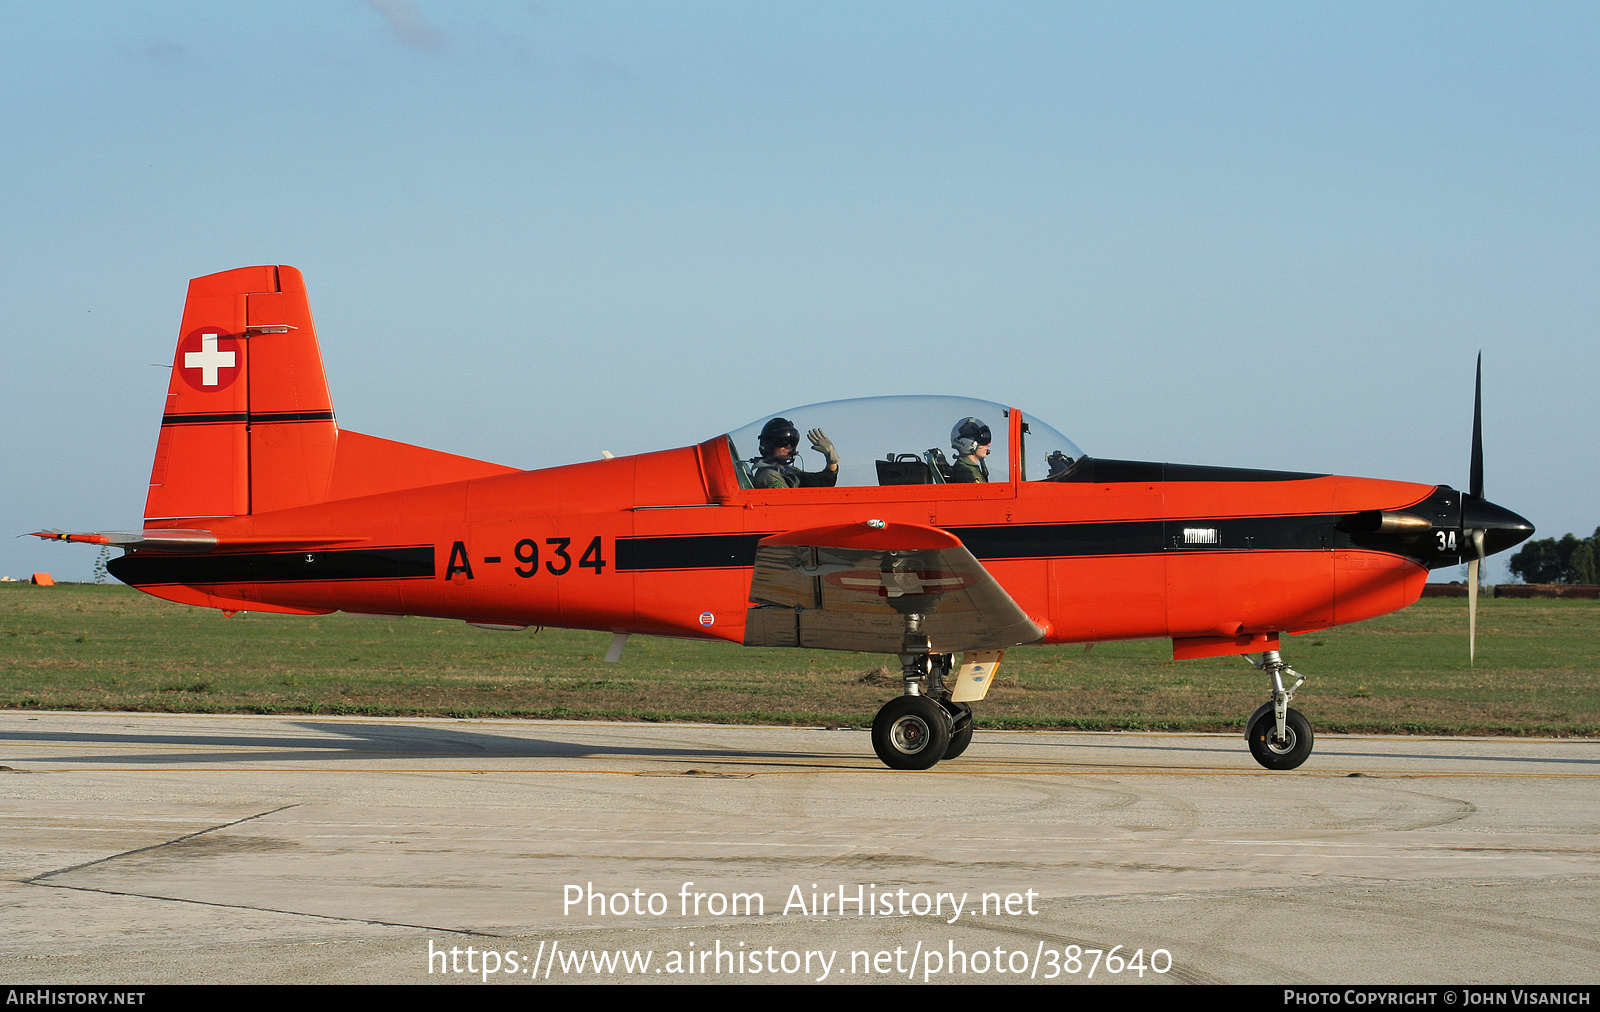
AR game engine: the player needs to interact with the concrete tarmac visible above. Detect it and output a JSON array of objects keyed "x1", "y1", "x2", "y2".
[{"x1": 2, "y1": 711, "x2": 1597, "y2": 985}]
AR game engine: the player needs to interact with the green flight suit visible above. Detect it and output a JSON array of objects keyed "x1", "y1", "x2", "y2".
[{"x1": 950, "y1": 456, "x2": 988, "y2": 483}]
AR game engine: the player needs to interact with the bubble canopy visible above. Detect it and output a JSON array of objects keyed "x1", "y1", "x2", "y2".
[{"x1": 723, "y1": 396, "x2": 1085, "y2": 489}]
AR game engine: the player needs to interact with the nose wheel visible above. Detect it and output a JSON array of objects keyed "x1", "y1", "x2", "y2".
[
  {"x1": 1246, "y1": 706, "x2": 1313, "y2": 769},
  {"x1": 1243, "y1": 650, "x2": 1314, "y2": 770}
]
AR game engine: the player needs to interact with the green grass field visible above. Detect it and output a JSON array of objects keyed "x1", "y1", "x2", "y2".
[{"x1": 1, "y1": 582, "x2": 1595, "y2": 735}]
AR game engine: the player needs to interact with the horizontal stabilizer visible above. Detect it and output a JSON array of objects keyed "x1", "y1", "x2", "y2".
[
  {"x1": 29, "y1": 529, "x2": 366, "y2": 554},
  {"x1": 744, "y1": 520, "x2": 1044, "y2": 654}
]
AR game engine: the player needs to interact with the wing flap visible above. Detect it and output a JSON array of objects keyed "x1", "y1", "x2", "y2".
[{"x1": 745, "y1": 520, "x2": 1044, "y2": 654}]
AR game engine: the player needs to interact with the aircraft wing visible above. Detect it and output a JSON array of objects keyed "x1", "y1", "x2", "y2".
[
  {"x1": 28, "y1": 529, "x2": 366, "y2": 553},
  {"x1": 744, "y1": 520, "x2": 1045, "y2": 654}
]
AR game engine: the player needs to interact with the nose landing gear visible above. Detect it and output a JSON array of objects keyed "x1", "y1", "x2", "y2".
[{"x1": 1243, "y1": 650, "x2": 1314, "y2": 770}]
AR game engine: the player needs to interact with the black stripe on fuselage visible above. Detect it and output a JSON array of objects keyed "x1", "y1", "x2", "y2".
[
  {"x1": 952, "y1": 515, "x2": 1341, "y2": 558},
  {"x1": 616, "y1": 534, "x2": 764, "y2": 571},
  {"x1": 1050, "y1": 458, "x2": 1325, "y2": 483},
  {"x1": 160, "y1": 411, "x2": 336, "y2": 426},
  {"x1": 615, "y1": 516, "x2": 1346, "y2": 571},
  {"x1": 110, "y1": 519, "x2": 1353, "y2": 585},
  {"x1": 108, "y1": 545, "x2": 433, "y2": 586}
]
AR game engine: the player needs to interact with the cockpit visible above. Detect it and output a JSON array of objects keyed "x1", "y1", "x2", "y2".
[{"x1": 723, "y1": 395, "x2": 1085, "y2": 489}]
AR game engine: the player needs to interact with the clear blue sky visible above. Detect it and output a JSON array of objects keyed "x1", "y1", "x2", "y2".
[{"x1": 3, "y1": 2, "x2": 1595, "y2": 585}]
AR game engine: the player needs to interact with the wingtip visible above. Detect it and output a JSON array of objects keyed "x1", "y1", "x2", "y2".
[{"x1": 27, "y1": 530, "x2": 107, "y2": 544}]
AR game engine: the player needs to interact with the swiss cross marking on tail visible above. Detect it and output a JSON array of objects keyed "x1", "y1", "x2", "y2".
[{"x1": 184, "y1": 332, "x2": 237, "y2": 386}]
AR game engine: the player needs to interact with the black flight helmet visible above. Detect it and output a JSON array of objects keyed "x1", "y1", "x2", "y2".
[
  {"x1": 759, "y1": 417, "x2": 801, "y2": 457},
  {"x1": 951, "y1": 417, "x2": 992, "y2": 456}
]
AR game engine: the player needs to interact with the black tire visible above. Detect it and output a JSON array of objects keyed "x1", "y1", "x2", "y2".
[
  {"x1": 942, "y1": 702, "x2": 974, "y2": 760},
  {"x1": 942, "y1": 723, "x2": 974, "y2": 760},
  {"x1": 1247, "y1": 707, "x2": 1313, "y2": 770},
  {"x1": 871, "y1": 696, "x2": 952, "y2": 770}
]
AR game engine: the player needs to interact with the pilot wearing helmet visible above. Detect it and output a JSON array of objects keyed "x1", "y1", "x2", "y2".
[
  {"x1": 750, "y1": 417, "x2": 840, "y2": 489},
  {"x1": 949, "y1": 417, "x2": 991, "y2": 483}
]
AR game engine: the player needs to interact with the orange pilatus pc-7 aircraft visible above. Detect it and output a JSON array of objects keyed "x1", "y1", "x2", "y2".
[{"x1": 34, "y1": 266, "x2": 1534, "y2": 771}]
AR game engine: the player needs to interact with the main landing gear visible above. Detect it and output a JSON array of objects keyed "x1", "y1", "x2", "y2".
[
  {"x1": 871, "y1": 653, "x2": 973, "y2": 770},
  {"x1": 1243, "y1": 650, "x2": 1314, "y2": 770}
]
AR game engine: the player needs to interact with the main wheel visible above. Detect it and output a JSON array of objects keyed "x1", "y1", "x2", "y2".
[
  {"x1": 872, "y1": 696, "x2": 952, "y2": 770},
  {"x1": 1247, "y1": 707, "x2": 1313, "y2": 770},
  {"x1": 942, "y1": 701, "x2": 974, "y2": 760}
]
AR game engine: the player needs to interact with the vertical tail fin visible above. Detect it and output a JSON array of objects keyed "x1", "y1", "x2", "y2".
[{"x1": 145, "y1": 266, "x2": 336, "y2": 521}]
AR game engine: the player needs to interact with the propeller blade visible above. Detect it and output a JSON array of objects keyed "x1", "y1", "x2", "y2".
[
  {"x1": 1470, "y1": 352, "x2": 1484, "y2": 500},
  {"x1": 1466, "y1": 353, "x2": 1485, "y2": 664},
  {"x1": 1467, "y1": 558, "x2": 1478, "y2": 666},
  {"x1": 1468, "y1": 529, "x2": 1485, "y2": 666}
]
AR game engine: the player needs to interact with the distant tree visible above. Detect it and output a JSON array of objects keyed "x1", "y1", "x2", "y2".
[
  {"x1": 1509, "y1": 539, "x2": 1563, "y2": 583},
  {"x1": 1508, "y1": 528, "x2": 1600, "y2": 584},
  {"x1": 1573, "y1": 528, "x2": 1600, "y2": 585}
]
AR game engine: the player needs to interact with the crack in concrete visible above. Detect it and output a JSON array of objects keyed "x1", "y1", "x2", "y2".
[
  {"x1": 18, "y1": 802, "x2": 499, "y2": 937},
  {"x1": 25, "y1": 881, "x2": 503, "y2": 938},
  {"x1": 23, "y1": 803, "x2": 304, "y2": 884}
]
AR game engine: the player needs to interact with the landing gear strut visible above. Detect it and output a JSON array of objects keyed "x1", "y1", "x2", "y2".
[
  {"x1": 1243, "y1": 650, "x2": 1314, "y2": 770},
  {"x1": 870, "y1": 652, "x2": 971, "y2": 770}
]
